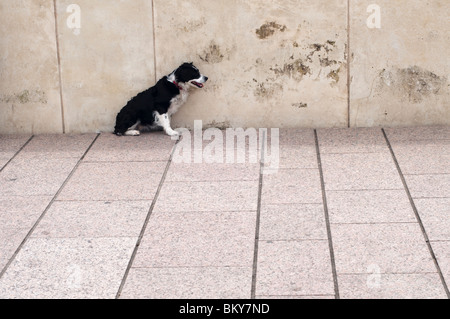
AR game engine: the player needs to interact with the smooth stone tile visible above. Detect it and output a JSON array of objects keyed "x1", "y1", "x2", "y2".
[
  {"x1": 120, "y1": 267, "x2": 252, "y2": 299},
  {"x1": 0, "y1": 237, "x2": 137, "y2": 299},
  {"x1": 58, "y1": 162, "x2": 166, "y2": 200},
  {"x1": 174, "y1": 133, "x2": 261, "y2": 165},
  {"x1": 154, "y1": 181, "x2": 259, "y2": 212},
  {"x1": 331, "y1": 223, "x2": 436, "y2": 274},
  {"x1": 32, "y1": 201, "x2": 151, "y2": 238},
  {"x1": 431, "y1": 241, "x2": 450, "y2": 287},
  {"x1": 0, "y1": 135, "x2": 31, "y2": 168},
  {"x1": 0, "y1": 158, "x2": 9, "y2": 170},
  {"x1": 317, "y1": 128, "x2": 388, "y2": 153},
  {"x1": 274, "y1": 129, "x2": 316, "y2": 146},
  {"x1": 0, "y1": 227, "x2": 29, "y2": 271},
  {"x1": 259, "y1": 204, "x2": 327, "y2": 241},
  {"x1": 265, "y1": 145, "x2": 318, "y2": 169},
  {"x1": 405, "y1": 174, "x2": 450, "y2": 198},
  {"x1": 256, "y1": 240, "x2": 334, "y2": 296},
  {"x1": 415, "y1": 198, "x2": 450, "y2": 241},
  {"x1": 265, "y1": 129, "x2": 316, "y2": 169},
  {"x1": 0, "y1": 196, "x2": 52, "y2": 229},
  {"x1": 0, "y1": 196, "x2": 50, "y2": 269},
  {"x1": 261, "y1": 169, "x2": 322, "y2": 204},
  {"x1": 84, "y1": 132, "x2": 175, "y2": 162},
  {"x1": 0, "y1": 156, "x2": 79, "y2": 196},
  {"x1": 20, "y1": 134, "x2": 96, "y2": 158},
  {"x1": 0, "y1": 135, "x2": 32, "y2": 152},
  {"x1": 134, "y1": 211, "x2": 256, "y2": 267},
  {"x1": 327, "y1": 190, "x2": 416, "y2": 224},
  {"x1": 321, "y1": 153, "x2": 403, "y2": 190},
  {"x1": 166, "y1": 162, "x2": 260, "y2": 182},
  {"x1": 338, "y1": 273, "x2": 447, "y2": 299},
  {"x1": 391, "y1": 140, "x2": 450, "y2": 174},
  {"x1": 385, "y1": 126, "x2": 450, "y2": 142}
]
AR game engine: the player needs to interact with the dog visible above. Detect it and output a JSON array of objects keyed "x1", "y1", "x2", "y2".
[{"x1": 114, "y1": 62, "x2": 208, "y2": 137}]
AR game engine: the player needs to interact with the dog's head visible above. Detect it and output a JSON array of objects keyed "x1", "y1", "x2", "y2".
[{"x1": 174, "y1": 62, "x2": 208, "y2": 89}]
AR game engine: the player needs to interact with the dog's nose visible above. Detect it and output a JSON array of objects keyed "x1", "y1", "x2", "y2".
[{"x1": 204, "y1": 76, "x2": 209, "y2": 82}]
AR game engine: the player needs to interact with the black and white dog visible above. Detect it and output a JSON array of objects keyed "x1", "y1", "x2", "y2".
[{"x1": 114, "y1": 62, "x2": 208, "y2": 137}]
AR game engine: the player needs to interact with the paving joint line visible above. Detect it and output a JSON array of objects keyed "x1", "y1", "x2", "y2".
[
  {"x1": 382, "y1": 128, "x2": 450, "y2": 299},
  {"x1": 0, "y1": 133, "x2": 100, "y2": 279},
  {"x1": 115, "y1": 138, "x2": 180, "y2": 299},
  {"x1": 314, "y1": 129, "x2": 340, "y2": 299},
  {"x1": 250, "y1": 130, "x2": 266, "y2": 299},
  {"x1": 0, "y1": 135, "x2": 34, "y2": 174}
]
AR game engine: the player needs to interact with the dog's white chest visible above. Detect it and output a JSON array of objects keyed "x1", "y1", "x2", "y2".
[{"x1": 168, "y1": 90, "x2": 189, "y2": 116}]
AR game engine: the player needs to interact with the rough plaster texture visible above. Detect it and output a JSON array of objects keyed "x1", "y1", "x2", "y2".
[
  {"x1": 0, "y1": 0, "x2": 448, "y2": 134},
  {"x1": 56, "y1": 0, "x2": 155, "y2": 133},
  {"x1": 0, "y1": 0, "x2": 63, "y2": 134},
  {"x1": 154, "y1": 0, "x2": 349, "y2": 130},
  {"x1": 350, "y1": 0, "x2": 450, "y2": 127}
]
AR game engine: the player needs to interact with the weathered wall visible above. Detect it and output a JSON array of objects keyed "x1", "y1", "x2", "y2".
[
  {"x1": 350, "y1": 0, "x2": 450, "y2": 127},
  {"x1": 0, "y1": 0, "x2": 63, "y2": 134},
  {"x1": 56, "y1": 0, "x2": 155, "y2": 133},
  {"x1": 155, "y1": 0, "x2": 348, "y2": 129},
  {"x1": 0, "y1": 0, "x2": 448, "y2": 134}
]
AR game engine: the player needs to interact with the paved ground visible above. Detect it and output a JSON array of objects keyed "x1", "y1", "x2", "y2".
[{"x1": 0, "y1": 126, "x2": 449, "y2": 299}]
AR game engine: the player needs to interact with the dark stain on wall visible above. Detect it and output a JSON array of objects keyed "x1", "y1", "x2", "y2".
[
  {"x1": 270, "y1": 59, "x2": 311, "y2": 80},
  {"x1": 378, "y1": 66, "x2": 447, "y2": 103},
  {"x1": 199, "y1": 41, "x2": 225, "y2": 64},
  {"x1": 0, "y1": 89, "x2": 48, "y2": 104},
  {"x1": 292, "y1": 102, "x2": 308, "y2": 109},
  {"x1": 256, "y1": 21, "x2": 287, "y2": 39}
]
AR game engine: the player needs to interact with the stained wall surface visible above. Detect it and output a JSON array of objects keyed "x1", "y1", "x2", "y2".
[
  {"x1": 0, "y1": 0, "x2": 63, "y2": 134},
  {"x1": 350, "y1": 0, "x2": 450, "y2": 127},
  {"x1": 0, "y1": 0, "x2": 448, "y2": 134}
]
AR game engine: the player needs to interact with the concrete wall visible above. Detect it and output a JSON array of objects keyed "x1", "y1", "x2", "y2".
[{"x1": 0, "y1": 0, "x2": 448, "y2": 134}]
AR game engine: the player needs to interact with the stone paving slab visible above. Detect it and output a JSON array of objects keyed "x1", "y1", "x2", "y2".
[
  {"x1": 0, "y1": 135, "x2": 32, "y2": 170},
  {"x1": 120, "y1": 267, "x2": 253, "y2": 299},
  {"x1": 0, "y1": 237, "x2": 137, "y2": 299},
  {"x1": 58, "y1": 162, "x2": 167, "y2": 201},
  {"x1": 0, "y1": 127, "x2": 449, "y2": 299},
  {"x1": 133, "y1": 211, "x2": 256, "y2": 268},
  {"x1": 255, "y1": 240, "x2": 335, "y2": 297}
]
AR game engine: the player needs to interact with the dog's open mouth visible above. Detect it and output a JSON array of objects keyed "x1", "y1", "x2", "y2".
[{"x1": 192, "y1": 81, "x2": 204, "y2": 88}]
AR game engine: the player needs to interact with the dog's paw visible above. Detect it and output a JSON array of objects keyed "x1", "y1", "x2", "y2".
[
  {"x1": 124, "y1": 130, "x2": 141, "y2": 136},
  {"x1": 166, "y1": 130, "x2": 180, "y2": 139},
  {"x1": 165, "y1": 129, "x2": 178, "y2": 136}
]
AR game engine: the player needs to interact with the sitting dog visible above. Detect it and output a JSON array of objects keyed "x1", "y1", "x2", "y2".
[{"x1": 114, "y1": 62, "x2": 208, "y2": 136}]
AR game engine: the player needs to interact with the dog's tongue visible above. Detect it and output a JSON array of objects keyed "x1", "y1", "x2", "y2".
[{"x1": 193, "y1": 82, "x2": 204, "y2": 88}]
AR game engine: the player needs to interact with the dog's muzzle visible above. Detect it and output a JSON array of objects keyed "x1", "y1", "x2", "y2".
[{"x1": 191, "y1": 75, "x2": 208, "y2": 88}]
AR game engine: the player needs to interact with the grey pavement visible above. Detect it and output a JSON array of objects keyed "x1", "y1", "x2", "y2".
[{"x1": 0, "y1": 126, "x2": 449, "y2": 299}]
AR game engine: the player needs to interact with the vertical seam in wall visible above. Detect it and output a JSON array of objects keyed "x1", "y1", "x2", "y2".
[
  {"x1": 151, "y1": 0, "x2": 158, "y2": 83},
  {"x1": 347, "y1": 0, "x2": 351, "y2": 128},
  {"x1": 382, "y1": 129, "x2": 450, "y2": 299},
  {"x1": 53, "y1": 0, "x2": 66, "y2": 134}
]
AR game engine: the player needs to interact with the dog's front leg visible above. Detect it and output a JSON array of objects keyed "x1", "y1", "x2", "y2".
[{"x1": 153, "y1": 112, "x2": 179, "y2": 137}]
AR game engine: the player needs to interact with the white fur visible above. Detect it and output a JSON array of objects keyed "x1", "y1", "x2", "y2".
[
  {"x1": 154, "y1": 111, "x2": 179, "y2": 136},
  {"x1": 124, "y1": 130, "x2": 140, "y2": 136}
]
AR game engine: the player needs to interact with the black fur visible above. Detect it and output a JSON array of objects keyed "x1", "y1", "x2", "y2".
[{"x1": 114, "y1": 62, "x2": 206, "y2": 136}]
